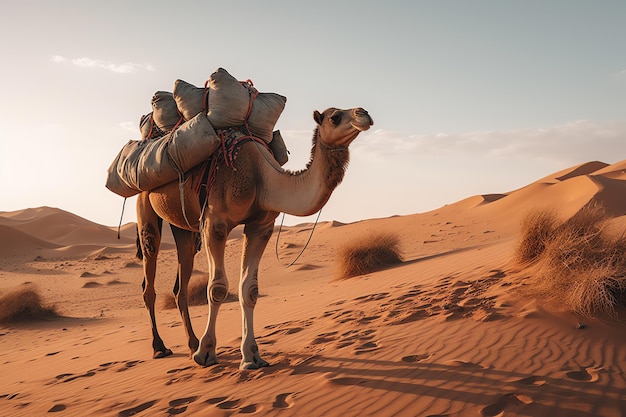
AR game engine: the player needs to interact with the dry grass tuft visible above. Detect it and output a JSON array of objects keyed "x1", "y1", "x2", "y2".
[
  {"x1": 515, "y1": 204, "x2": 626, "y2": 318},
  {"x1": 336, "y1": 233, "x2": 403, "y2": 280},
  {"x1": 0, "y1": 285, "x2": 60, "y2": 323},
  {"x1": 161, "y1": 278, "x2": 238, "y2": 309},
  {"x1": 515, "y1": 207, "x2": 560, "y2": 264}
]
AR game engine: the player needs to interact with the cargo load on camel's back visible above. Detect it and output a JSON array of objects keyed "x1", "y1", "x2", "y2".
[{"x1": 106, "y1": 67, "x2": 289, "y2": 198}]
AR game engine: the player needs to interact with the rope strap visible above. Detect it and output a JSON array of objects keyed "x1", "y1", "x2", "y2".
[{"x1": 275, "y1": 210, "x2": 322, "y2": 268}]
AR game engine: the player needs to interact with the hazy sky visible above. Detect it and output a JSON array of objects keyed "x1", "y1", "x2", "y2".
[{"x1": 1, "y1": 1, "x2": 625, "y2": 227}]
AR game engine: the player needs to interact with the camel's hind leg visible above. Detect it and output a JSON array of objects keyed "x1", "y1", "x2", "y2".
[
  {"x1": 170, "y1": 224, "x2": 200, "y2": 356},
  {"x1": 137, "y1": 193, "x2": 172, "y2": 359},
  {"x1": 238, "y1": 220, "x2": 274, "y2": 370}
]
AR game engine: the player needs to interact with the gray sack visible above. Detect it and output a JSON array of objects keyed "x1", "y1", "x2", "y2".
[{"x1": 106, "y1": 112, "x2": 219, "y2": 197}]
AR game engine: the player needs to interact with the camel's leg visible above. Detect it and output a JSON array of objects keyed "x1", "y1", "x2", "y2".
[
  {"x1": 238, "y1": 220, "x2": 274, "y2": 370},
  {"x1": 170, "y1": 225, "x2": 199, "y2": 356},
  {"x1": 193, "y1": 218, "x2": 231, "y2": 367},
  {"x1": 136, "y1": 193, "x2": 172, "y2": 359}
]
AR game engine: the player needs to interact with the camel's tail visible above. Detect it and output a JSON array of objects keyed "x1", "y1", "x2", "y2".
[{"x1": 135, "y1": 225, "x2": 143, "y2": 260}]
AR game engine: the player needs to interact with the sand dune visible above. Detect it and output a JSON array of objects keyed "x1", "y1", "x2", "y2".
[
  {"x1": 0, "y1": 207, "x2": 175, "y2": 259},
  {"x1": 1, "y1": 160, "x2": 626, "y2": 416}
]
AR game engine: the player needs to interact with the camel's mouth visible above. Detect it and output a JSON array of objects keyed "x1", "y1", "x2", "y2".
[
  {"x1": 351, "y1": 121, "x2": 372, "y2": 131},
  {"x1": 350, "y1": 109, "x2": 374, "y2": 131},
  {"x1": 351, "y1": 118, "x2": 374, "y2": 132}
]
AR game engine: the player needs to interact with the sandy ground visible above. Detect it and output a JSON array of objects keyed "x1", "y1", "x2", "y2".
[{"x1": 1, "y1": 159, "x2": 626, "y2": 417}]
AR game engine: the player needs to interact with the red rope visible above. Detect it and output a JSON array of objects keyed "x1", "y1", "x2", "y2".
[
  {"x1": 240, "y1": 80, "x2": 258, "y2": 135},
  {"x1": 171, "y1": 110, "x2": 185, "y2": 132},
  {"x1": 220, "y1": 130, "x2": 231, "y2": 168},
  {"x1": 146, "y1": 114, "x2": 154, "y2": 140}
]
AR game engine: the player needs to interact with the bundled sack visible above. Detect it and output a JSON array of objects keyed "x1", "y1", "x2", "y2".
[
  {"x1": 106, "y1": 112, "x2": 220, "y2": 197},
  {"x1": 151, "y1": 91, "x2": 181, "y2": 132},
  {"x1": 173, "y1": 68, "x2": 287, "y2": 143},
  {"x1": 139, "y1": 112, "x2": 166, "y2": 141},
  {"x1": 269, "y1": 130, "x2": 289, "y2": 166}
]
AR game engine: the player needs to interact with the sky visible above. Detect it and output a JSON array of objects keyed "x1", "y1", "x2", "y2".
[{"x1": 1, "y1": 1, "x2": 625, "y2": 227}]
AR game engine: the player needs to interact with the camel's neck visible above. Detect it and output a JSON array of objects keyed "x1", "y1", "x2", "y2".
[{"x1": 260, "y1": 130, "x2": 350, "y2": 216}]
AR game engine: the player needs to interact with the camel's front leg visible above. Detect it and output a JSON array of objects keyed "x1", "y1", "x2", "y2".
[
  {"x1": 193, "y1": 219, "x2": 230, "y2": 367},
  {"x1": 239, "y1": 221, "x2": 274, "y2": 370}
]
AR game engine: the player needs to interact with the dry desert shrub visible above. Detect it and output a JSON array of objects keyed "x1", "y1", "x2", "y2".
[
  {"x1": 161, "y1": 277, "x2": 238, "y2": 309},
  {"x1": 336, "y1": 232, "x2": 403, "y2": 279},
  {"x1": 515, "y1": 204, "x2": 626, "y2": 317},
  {"x1": 514, "y1": 207, "x2": 560, "y2": 264},
  {"x1": 0, "y1": 285, "x2": 60, "y2": 323}
]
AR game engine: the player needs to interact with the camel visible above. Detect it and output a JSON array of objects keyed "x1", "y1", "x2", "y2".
[{"x1": 136, "y1": 107, "x2": 373, "y2": 369}]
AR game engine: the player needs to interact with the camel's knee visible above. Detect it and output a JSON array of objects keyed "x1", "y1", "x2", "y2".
[
  {"x1": 242, "y1": 284, "x2": 259, "y2": 308},
  {"x1": 209, "y1": 282, "x2": 229, "y2": 304},
  {"x1": 209, "y1": 221, "x2": 229, "y2": 242}
]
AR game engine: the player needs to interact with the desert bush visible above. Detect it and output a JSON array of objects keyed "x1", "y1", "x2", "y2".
[
  {"x1": 161, "y1": 278, "x2": 238, "y2": 309},
  {"x1": 514, "y1": 207, "x2": 560, "y2": 264},
  {"x1": 336, "y1": 232, "x2": 403, "y2": 279},
  {"x1": 0, "y1": 285, "x2": 60, "y2": 323},
  {"x1": 515, "y1": 204, "x2": 626, "y2": 317}
]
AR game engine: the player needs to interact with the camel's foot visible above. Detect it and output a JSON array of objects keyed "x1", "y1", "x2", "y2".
[
  {"x1": 240, "y1": 356, "x2": 270, "y2": 370},
  {"x1": 193, "y1": 350, "x2": 218, "y2": 367},
  {"x1": 153, "y1": 348, "x2": 173, "y2": 359}
]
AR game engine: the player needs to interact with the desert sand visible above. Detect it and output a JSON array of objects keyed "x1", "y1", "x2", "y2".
[{"x1": 2, "y1": 160, "x2": 626, "y2": 417}]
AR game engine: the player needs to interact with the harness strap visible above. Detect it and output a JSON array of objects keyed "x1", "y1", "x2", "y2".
[{"x1": 275, "y1": 210, "x2": 322, "y2": 267}]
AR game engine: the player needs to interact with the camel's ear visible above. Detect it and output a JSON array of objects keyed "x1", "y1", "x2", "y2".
[{"x1": 313, "y1": 110, "x2": 323, "y2": 125}]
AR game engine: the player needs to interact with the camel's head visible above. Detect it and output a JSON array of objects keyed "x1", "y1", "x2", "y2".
[{"x1": 314, "y1": 107, "x2": 373, "y2": 149}]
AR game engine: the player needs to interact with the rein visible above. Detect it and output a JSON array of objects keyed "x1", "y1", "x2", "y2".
[{"x1": 274, "y1": 210, "x2": 322, "y2": 268}]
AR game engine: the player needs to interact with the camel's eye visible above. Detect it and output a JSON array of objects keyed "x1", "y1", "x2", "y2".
[{"x1": 330, "y1": 113, "x2": 342, "y2": 125}]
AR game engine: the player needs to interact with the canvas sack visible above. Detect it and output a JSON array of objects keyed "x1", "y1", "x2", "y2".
[
  {"x1": 269, "y1": 130, "x2": 289, "y2": 166},
  {"x1": 151, "y1": 91, "x2": 180, "y2": 132},
  {"x1": 105, "y1": 140, "x2": 143, "y2": 197},
  {"x1": 106, "y1": 113, "x2": 220, "y2": 197},
  {"x1": 174, "y1": 68, "x2": 286, "y2": 143},
  {"x1": 166, "y1": 112, "x2": 220, "y2": 173}
]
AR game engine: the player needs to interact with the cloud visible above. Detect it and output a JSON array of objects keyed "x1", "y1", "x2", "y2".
[
  {"x1": 52, "y1": 55, "x2": 155, "y2": 73},
  {"x1": 354, "y1": 120, "x2": 626, "y2": 166},
  {"x1": 119, "y1": 121, "x2": 137, "y2": 132}
]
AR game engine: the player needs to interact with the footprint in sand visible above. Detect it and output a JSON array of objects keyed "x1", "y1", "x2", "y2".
[
  {"x1": 57, "y1": 370, "x2": 96, "y2": 383},
  {"x1": 565, "y1": 366, "x2": 604, "y2": 382},
  {"x1": 166, "y1": 366, "x2": 193, "y2": 375},
  {"x1": 167, "y1": 396, "x2": 198, "y2": 414},
  {"x1": 48, "y1": 404, "x2": 66, "y2": 412},
  {"x1": 353, "y1": 292, "x2": 390, "y2": 303},
  {"x1": 216, "y1": 399, "x2": 240, "y2": 410},
  {"x1": 205, "y1": 396, "x2": 229, "y2": 405},
  {"x1": 116, "y1": 359, "x2": 144, "y2": 372},
  {"x1": 401, "y1": 353, "x2": 431, "y2": 363},
  {"x1": 311, "y1": 331, "x2": 339, "y2": 345},
  {"x1": 445, "y1": 359, "x2": 485, "y2": 369},
  {"x1": 355, "y1": 341, "x2": 381, "y2": 355},
  {"x1": 118, "y1": 400, "x2": 157, "y2": 417},
  {"x1": 481, "y1": 393, "x2": 532, "y2": 417},
  {"x1": 513, "y1": 375, "x2": 546, "y2": 386},
  {"x1": 272, "y1": 393, "x2": 295, "y2": 409},
  {"x1": 239, "y1": 404, "x2": 260, "y2": 414}
]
